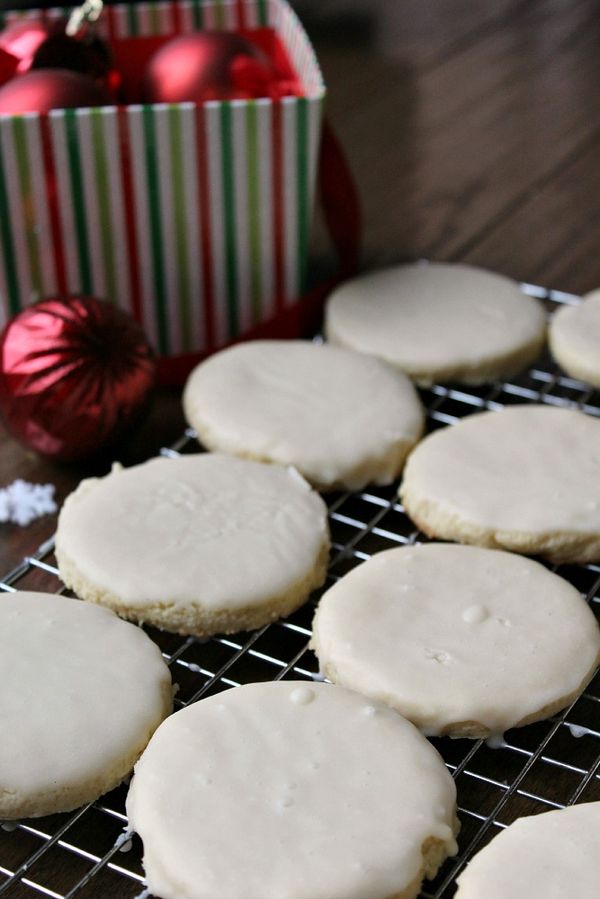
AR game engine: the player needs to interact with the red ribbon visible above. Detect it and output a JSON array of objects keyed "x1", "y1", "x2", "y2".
[{"x1": 0, "y1": 47, "x2": 18, "y2": 85}]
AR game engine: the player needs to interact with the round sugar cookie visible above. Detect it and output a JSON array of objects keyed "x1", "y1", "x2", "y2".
[
  {"x1": 0, "y1": 592, "x2": 172, "y2": 819},
  {"x1": 56, "y1": 454, "x2": 329, "y2": 636},
  {"x1": 312, "y1": 544, "x2": 600, "y2": 738},
  {"x1": 455, "y1": 802, "x2": 600, "y2": 898},
  {"x1": 400, "y1": 405, "x2": 600, "y2": 563},
  {"x1": 325, "y1": 262, "x2": 546, "y2": 386},
  {"x1": 549, "y1": 290, "x2": 600, "y2": 387},
  {"x1": 182, "y1": 340, "x2": 424, "y2": 490},
  {"x1": 127, "y1": 681, "x2": 459, "y2": 899}
]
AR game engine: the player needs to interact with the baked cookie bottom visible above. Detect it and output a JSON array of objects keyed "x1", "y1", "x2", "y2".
[
  {"x1": 401, "y1": 490, "x2": 600, "y2": 564},
  {"x1": 192, "y1": 425, "x2": 421, "y2": 492},
  {"x1": 1, "y1": 694, "x2": 172, "y2": 820},
  {"x1": 549, "y1": 336, "x2": 600, "y2": 388},
  {"x1": 329, "y1": 328, "x2": 546, "y2": 389},
  {"x1": 57, "y1": 537, "x2": 330, "y2": 637},
  {"x1": 316, "y1": 656, "x2": 599, "y2": 740},
  {"x1": 385, "y1": 828, "x2": 461, "y2": 899}
]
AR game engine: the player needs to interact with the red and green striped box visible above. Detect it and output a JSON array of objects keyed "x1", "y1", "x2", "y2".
[{"x1": 0, "y1": 0, "x2": 325, "y2": 363}]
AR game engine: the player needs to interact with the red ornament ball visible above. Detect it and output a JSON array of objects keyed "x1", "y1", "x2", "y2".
[
  {"x1": 0, "y1": 297, "x2": 156, "y2": 461},
  {"x1": 31, "y1": 32, "x2": 112, "y2": 83},
  {"x1": 0, "y1": 17, "x2": 113, "y2": 86},
  {"x1": 143, "y1": 31, "x2": 274, "y2": 103},
  {"x1": 0, "y1": 68, "x2": 110, "y2": 114}
]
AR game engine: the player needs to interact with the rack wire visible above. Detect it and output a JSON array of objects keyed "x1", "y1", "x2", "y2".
[{"x1": 1, "y1": 283, "x2": 599, "y2": 899}]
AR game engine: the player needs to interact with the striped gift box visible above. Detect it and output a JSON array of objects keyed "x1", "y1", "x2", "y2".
[{"x1": 0, "y1": 0, "x2": 325, "y2": 366}]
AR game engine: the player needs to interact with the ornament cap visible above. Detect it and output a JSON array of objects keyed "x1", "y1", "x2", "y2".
[{"x1": 66, "y1": 0, "x2": 104, "y2": 38}]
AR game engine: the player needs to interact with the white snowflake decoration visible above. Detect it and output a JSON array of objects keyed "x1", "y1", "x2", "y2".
[{"x1": 0, "y1": 479, "x2": 57, "y2": 527}]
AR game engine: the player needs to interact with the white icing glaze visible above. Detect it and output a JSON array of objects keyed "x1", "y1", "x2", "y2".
[
  {"x1": 567, "y1": 724, "x2": 594, "y2": 739},
  {"x1": 0, "y1": 592, "x2": 171, "y2": 818},
  {"x1": 311, "y1": 544, "x2": 600, "y2": 736},
  {"x1": 325, "y1": 262, "x2": 546, "y2": 385},
  {"x1": 455, "y1": 802, "x2": 600, "y2": 898},
  {"x1": 485, "y1": 734, "x2": 506, "y2": 750},
  {"x1": 56, "y1": 454, "x2": 328, "y2": 614},
  {"x1": 127, "y1": 682, "x2": 458, "y2": 899},
  {"x1": 462, "y1": 604, "x2": 489, "y2": 624},
  {"x1": 115, "y1": 831, "x2": 133, "y2": 852},
  {"x1": 400, "y1": 405, "x2": 600, "y2": 559},
  {"x1": 182, "y1": 340, "x2": 424, "y2": 490},
  {"x1": 549, "y1": 290, "x2": 600, "y2": 388},
  {"x1": 289, "y1": 685, "x2": 315, "y2": 705}
]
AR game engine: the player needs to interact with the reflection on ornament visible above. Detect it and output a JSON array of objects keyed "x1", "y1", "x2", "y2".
[
  {"x1": 142, "y1": 31, "x2": 275, "y2": 103},
  {"x1": 0, "y1": 18, "x2": 55, "y2": 74},
  {"x1": 0, "y1": 67, "x2": 110, "y2": 114}
]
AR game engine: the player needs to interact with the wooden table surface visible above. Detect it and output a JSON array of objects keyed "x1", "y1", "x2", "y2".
[{"x1": 1, "y1": 2, "x2": 600, "y2": 897}]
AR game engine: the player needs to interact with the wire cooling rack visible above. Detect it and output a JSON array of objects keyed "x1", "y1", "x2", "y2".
[{"x1": 1, "y1": 283, "x2": 600, "y2": 899}]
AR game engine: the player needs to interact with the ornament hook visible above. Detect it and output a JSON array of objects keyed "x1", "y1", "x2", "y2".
[{"x1": 66, "y1": 0, "x2": 104, "y2": 38}]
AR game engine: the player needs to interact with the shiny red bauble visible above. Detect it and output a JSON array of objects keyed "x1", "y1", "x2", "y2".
[
  {"x1": 0, "y1": 17, "x2": 112, "y2": 84},
  {"x1": 31, "y1": 32, "x2": 112, "y2": 82},
  {"x1": 0, "y1": 68, "x2": 110, "y2": 114},
  {"x1": 142, "y1": 31, "x2": 273, "y2": 103},
  {"x1": 0, "y1": 297, "x2": 156, "y2": 461}
]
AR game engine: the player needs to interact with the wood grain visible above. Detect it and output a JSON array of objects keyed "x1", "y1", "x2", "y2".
[{"x1": 308, "y1": 0, "x2": 600, "y2": 288}]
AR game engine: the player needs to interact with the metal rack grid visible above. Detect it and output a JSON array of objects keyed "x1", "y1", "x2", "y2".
[{"x1": 1, "y1": 283, "x2": 599, "y2": 899}]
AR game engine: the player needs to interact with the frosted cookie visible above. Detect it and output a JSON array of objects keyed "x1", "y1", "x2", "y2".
[
  {"x1": 549, "y1": 290, "x2": 600, "y2": 387},
  {"x1": 325, "y1": 262, "x2": 546, "y2": 386},
  {"x1": 56, "y1": 454, "x2": 329, "y2": 636},
  {"x1": 127, "y1": 681, "x2": 459, "y2": 899},
  {"x1": 312, "y1": 544, "x2": 600, "y2": 738},
  {"x1": 400, "y1": 405, "x2": 600, "y2": 563},
  {"x1": 0, "y1": 592, "x2": 171, "y2": 819},
  {"x1": 455, "y1": 802, "x2": 600, "y2": 898},
  {"x1": 183, "y1": 340, "x2": 424, "y2": 491}
]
